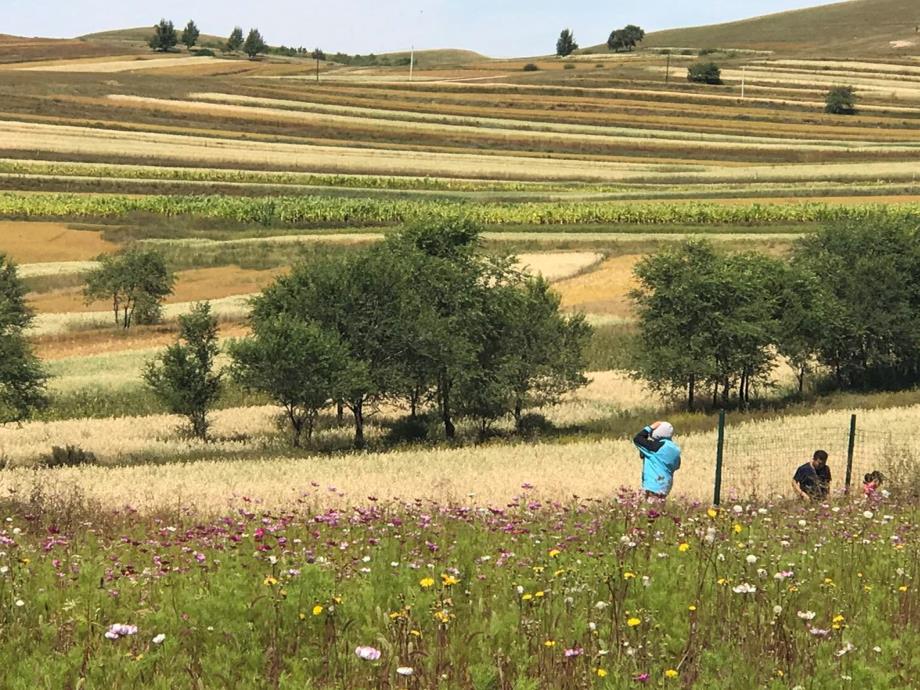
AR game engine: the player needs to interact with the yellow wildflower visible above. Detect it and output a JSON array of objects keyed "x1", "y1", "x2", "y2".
[
  {"x1": 665, "y1": 669, "x2": 679, "y2": 679},
  {"x1": 627, "y1": 617, "x2": 641, "y2": 627},
  {"x1": 312, "y1": 605, "x2": 323, "y2": 617},
  {"x1": 410, "y1": 629, "x2": 421, "y2": 637},
  {"x1": 522, "y1": 593, "x2": 533, "y2": 601},
  {"x1": 733, "y1": 524, "x2": 743, "y2": 534},
  {"x1": 623, "y1": 572, "x2": 636, "y2": 580},
  {"x1": 898, "y1": 585, "x2": 908, "y2": 592},
  {"x1": 544, "y1": 640, "x2": 556, "y2": 647},
  {"x1": 549, "y1": 549, "x2": 561, "y2": 558},
  {"x1": 441, "y1": 573, "x2": 459, "y2": 587},
  {"x1": 678, "y1": 543, "x2": 690, "y2": 552},
  {"x1": 688, "y1": 605, "x2": 697, "y2": 612},
  {"x1": 263, "y1": 576, "x2": 278, "y2": 587},
  {"x1": 707, "y1": 508, "x2": 718, "y2": 519},
  {"x1": 596, "y1": 668, "x2": 608, "y2": 678},
  {"x1": 419, "y1": 577, "x2": 435, "y2": 589},
  {"x1": 534, "y1": 591, "x2": 545, "y2": 598}
]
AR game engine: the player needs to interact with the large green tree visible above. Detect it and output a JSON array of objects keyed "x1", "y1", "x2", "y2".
[
  {"x1": 230, "y1": 317, "x2": 362, "y2": 447},
  {"x1": 607, "y1": 25, "x2": 645, "y2": 52},
  {"x1": 226, "y1": 27, "x2": 244, "y2": 52},
  {"x1": 144, "y1": 302, "x2": 222, "y2": 439},
  {"x1": 243, "y1": 28, "x2": 267, "y2": 59},
  {"x1": 0, "y1": 255, "x2": 47, "y2": 423},
  {"x1": 181, "y1": 20, "x2": 200, "y2": 51},
  {"x1": 793, "y1": 217, "x2": 920, "y2": 388},
  {"x1": 84, "y1": 248, "x2": 174, "y2": 329},
  {"x1": 556, "y1": 29, "x2": 578, "y2": 57},
  {"x1": 149, "y1": 19, "x2": 178, "y2": 52}
]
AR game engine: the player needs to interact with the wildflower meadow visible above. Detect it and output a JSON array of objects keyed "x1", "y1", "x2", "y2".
[{"x1": 0, "y1": 487, "x2": 916, "y2": 689}]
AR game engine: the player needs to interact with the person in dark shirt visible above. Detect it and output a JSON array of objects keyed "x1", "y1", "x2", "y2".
[{"x1": 792, "y1": 450, "x2": 831, "y2": 500}]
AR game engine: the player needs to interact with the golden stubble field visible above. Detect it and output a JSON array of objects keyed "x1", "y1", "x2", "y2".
[{"x1": 1, "y1": 401, "x2": 913, "y2": 513}]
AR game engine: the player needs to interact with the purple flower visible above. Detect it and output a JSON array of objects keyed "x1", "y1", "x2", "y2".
[
  {"x1": 563, "y1": 647, "x2": 584, "y2": 658},
  {"x1": 634, "y1": 673, "x2": 650, "y2": 683},
  {"x1": 355, "y1": 646, "x2": 381, "y2": 661},
  {"x1": 809, "y1": 627, "x2": 831, "y2": 638}
]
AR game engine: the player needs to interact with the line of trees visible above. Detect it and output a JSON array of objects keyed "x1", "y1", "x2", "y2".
[
  {"x1": 148, "y1": 20, "x2": 266, "y2": 58},
  {"x1": 221, "y1": 220, "x2": 592, "y2": 447},
  {"x1": 631, "y1": 216, "x2": 920, "y2": 409}
]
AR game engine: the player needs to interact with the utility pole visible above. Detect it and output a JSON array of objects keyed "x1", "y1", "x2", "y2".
[
  {"x1": 409, "y1": 45, "x2": 414, "y2": 81},
  {"x1": 741, "y1": 65, "x2": 746, "y2": 99},
  {"x1": 665, "y1": 52, "x2": 671, "y2": 84}
]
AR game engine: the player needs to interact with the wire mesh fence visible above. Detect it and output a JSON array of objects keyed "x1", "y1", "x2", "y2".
[{"x1": 714, "y1": 413, "x2": 919, "y2": 503}]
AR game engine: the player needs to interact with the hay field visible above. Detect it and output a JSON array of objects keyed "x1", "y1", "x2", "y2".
[
  {"x1": 28, "y1": 266, "x2": 284, "y2": 314},
  {"x1": 0, "y1": 221, "x2": 116, "y2": 262},
  {"x1": 555, "y1": 255, "x2": 641, "y2": 317},
  {"x1": 2, "y1": 402, "x2": 916, "y2": 511}
]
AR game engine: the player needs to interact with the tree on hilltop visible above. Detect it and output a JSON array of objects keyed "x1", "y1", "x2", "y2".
[
  {"x1": 226, "y1": 26, "x2": 244, "y2": 53},
  {"x1": 556, "y1": 29, "x2": 578, "y2": 57},
  {"x1": 243, "y1": 28, "x2": 267, "y2": 59},
  {"x1": 607, "y1": 24, "x2": 645, "y2": 52},
  {"x1": 149, "y1": 19, "x2": 178, "y2": 52},
  {"x1": 181, "y1": 20, "x2": 200, "y2": 51},
  {"x1": 0, "y1": 255, "x2": 48, "y2": 424}
]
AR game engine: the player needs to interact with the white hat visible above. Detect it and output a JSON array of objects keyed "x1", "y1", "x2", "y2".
[{"x1": 652, "y1": 422, "x2": 674, "y2": 440}]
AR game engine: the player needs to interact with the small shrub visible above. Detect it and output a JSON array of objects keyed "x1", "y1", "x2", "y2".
[
  {"x1": 522, "y1": 63, "x2": 539, "y2": 71},
  {"x1": 825, "y1": 85, "x2": 857, "y2": 115},
  {"x1": 563, "y1": 63, "x2": 576, "y2": 70},
  {"x1": 698, "y1": 47, "x2": 718, "y2": 56},
  {"x1": 385, "y1": 415, "x2": 431, "y2": 445},
  {"x1": 687, "y1": 61, "x2": 722, "y2": 84},
  {"x1": 41, "y1": 445, "x2": 97, "y2": 468},
  {"x1": 595, "y1": 63, "x2": 605, "y2": 69},
  {"x1": 192, "y1": 48, "x2": 215, "y2": 57}
]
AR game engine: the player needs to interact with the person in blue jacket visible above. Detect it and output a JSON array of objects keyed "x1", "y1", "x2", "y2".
[{"x1": 633, "y1": 421, "x2": 681, "y2": 499}]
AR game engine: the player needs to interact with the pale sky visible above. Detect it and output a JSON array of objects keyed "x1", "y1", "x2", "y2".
[{"x1": 5, "y1": 0, "x2": 842, "y2": 57}]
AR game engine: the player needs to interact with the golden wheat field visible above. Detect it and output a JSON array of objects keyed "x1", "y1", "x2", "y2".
[{"x1": 2, "y1": 402, "x2": 916, "y2": 513}]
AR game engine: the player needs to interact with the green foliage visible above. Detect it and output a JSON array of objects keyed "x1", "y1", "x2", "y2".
[
  {"x1": 556, "y1": 29, "x2": 578, "y2": 57},
  {"x1": 522, "y1": 63, "x2": 539, "y2": 71},
  {"x1": 40, "y1": 445, "x2": 96, "y2": 468},
  {"x1": 229, "y1": 318, "x2": 356, "y2": 447},
  {"x1": 225, "y1": 26, "x2": 244, "y2": 52},
  {"x1": 243, "y1": 28, "x2": 267, "y2": 59},
  {"x1": 825, "y1": 85, "x2": 858, "y2": 115},
  {"x1": 250, "y1": 218, "x2": 591, "y2": 443},
  {"x1": 792, "y1": 216, "x2": 920, "y2": 388},
  {"x1": 607, "y1": 24, "x2": 645, "y2": 52},
  {"x1": 144, "y1": 302, "x2": 222, "y2": 439},
  {"x1": 83, "y1": 248, "x2": 174, "y2": 329},
  {"x1": 0, "y1": 254, "x2": 48, "y2": 424},
  {"x1": 181, "y1": 20, "x2": 200, "y2": 50},
  {"x1": 148, "y1": 19, "x2": 178, "y2": 52},
  {"x1": 631, "y1": 241, "x2": 787, "y2": 408},
  {"x1": 687, "y1": 61, "x2": 722, "y2": 84},
  {"x1": 311, "y1": 48, "x2": 325, "y2": 61}
]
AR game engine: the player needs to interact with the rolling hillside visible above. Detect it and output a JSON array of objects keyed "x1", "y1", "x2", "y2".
[
  {"x1": 80, "y1": 26, "x2": 228, "y2": 49},
  {"x1": 641, "y1": 0, "x2": 920, "y2": 57}
]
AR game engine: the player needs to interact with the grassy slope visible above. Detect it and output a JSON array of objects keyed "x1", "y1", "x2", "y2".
[
  {"x1": 79, "y1": 27, "x2": 228, "y2": 48},
  {"x1": 640, "y1": 0, "x2": 920, "y2": 56}
]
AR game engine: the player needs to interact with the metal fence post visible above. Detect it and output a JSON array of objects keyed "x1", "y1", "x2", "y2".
[
  {"x1": 713, "y1": 410, "x2": 726, "y2": 506},
  {"x1": 845, "y1": 414, "x2": 857, "y2": 494}
]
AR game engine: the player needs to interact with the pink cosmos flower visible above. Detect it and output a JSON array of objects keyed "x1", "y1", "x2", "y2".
[
  {"x1": 105, "y1": 623, "x2": 138, "y2": 640},
  {"x1": 355, "y1": 646, "x2": 381, "y2": 661},
  {"x1": 563, "y1": 647, "x2": 584, "y2": 658}
]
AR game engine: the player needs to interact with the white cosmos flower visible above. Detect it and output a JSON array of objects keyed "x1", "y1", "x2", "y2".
[
  {"x1": 732, "y1": 583, "x2": 757, "y2": 594},
  {"x1": 797, "y1": 610, "x2": 816, "y2": 621},
  {"x1": 152, "y1": 633, "x2": 166, "y2": 644},
  {"x1": 396, "y1": 667, "x2": 414, "y2": 676},
  {"x1": 863, "y1": 511, "x2": 874, "y2": 519},
  {"x1": 746, "y1": 555, "x2": 758, "y2": 565}
]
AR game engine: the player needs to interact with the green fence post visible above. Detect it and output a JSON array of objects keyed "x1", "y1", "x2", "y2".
[
  {"x1": 845, "y1": 414, "x2": 857, "y2": 494},
  {"x1": 713, "y1": 410, "x2": 726, "y2": 506}
]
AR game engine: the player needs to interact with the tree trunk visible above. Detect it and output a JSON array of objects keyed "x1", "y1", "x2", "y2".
[
  {"x1": 687, "y1": 374, "x2": 695, "y2": 411},
  {"x1": 721, "y1": 377, "x2": 730, "y2": 406},
  {"x1": 352, "y1": 400, "x2": 365, "y2": 449},
  {"x1": 439, "y1": 374, "x2": 455, "y2": 440},
  {"x1": 287, "y1": 407, "x2": 303, "y2": 448},
  {"x1": 336, "y1": 401, "x2": 344, "y2": 425},
  {"x1": 513, "y1": 398, "x2": 523, "y2": 432},
  {"x1": 798, "y1": 366, "x2": 805, "y2": 395}
]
